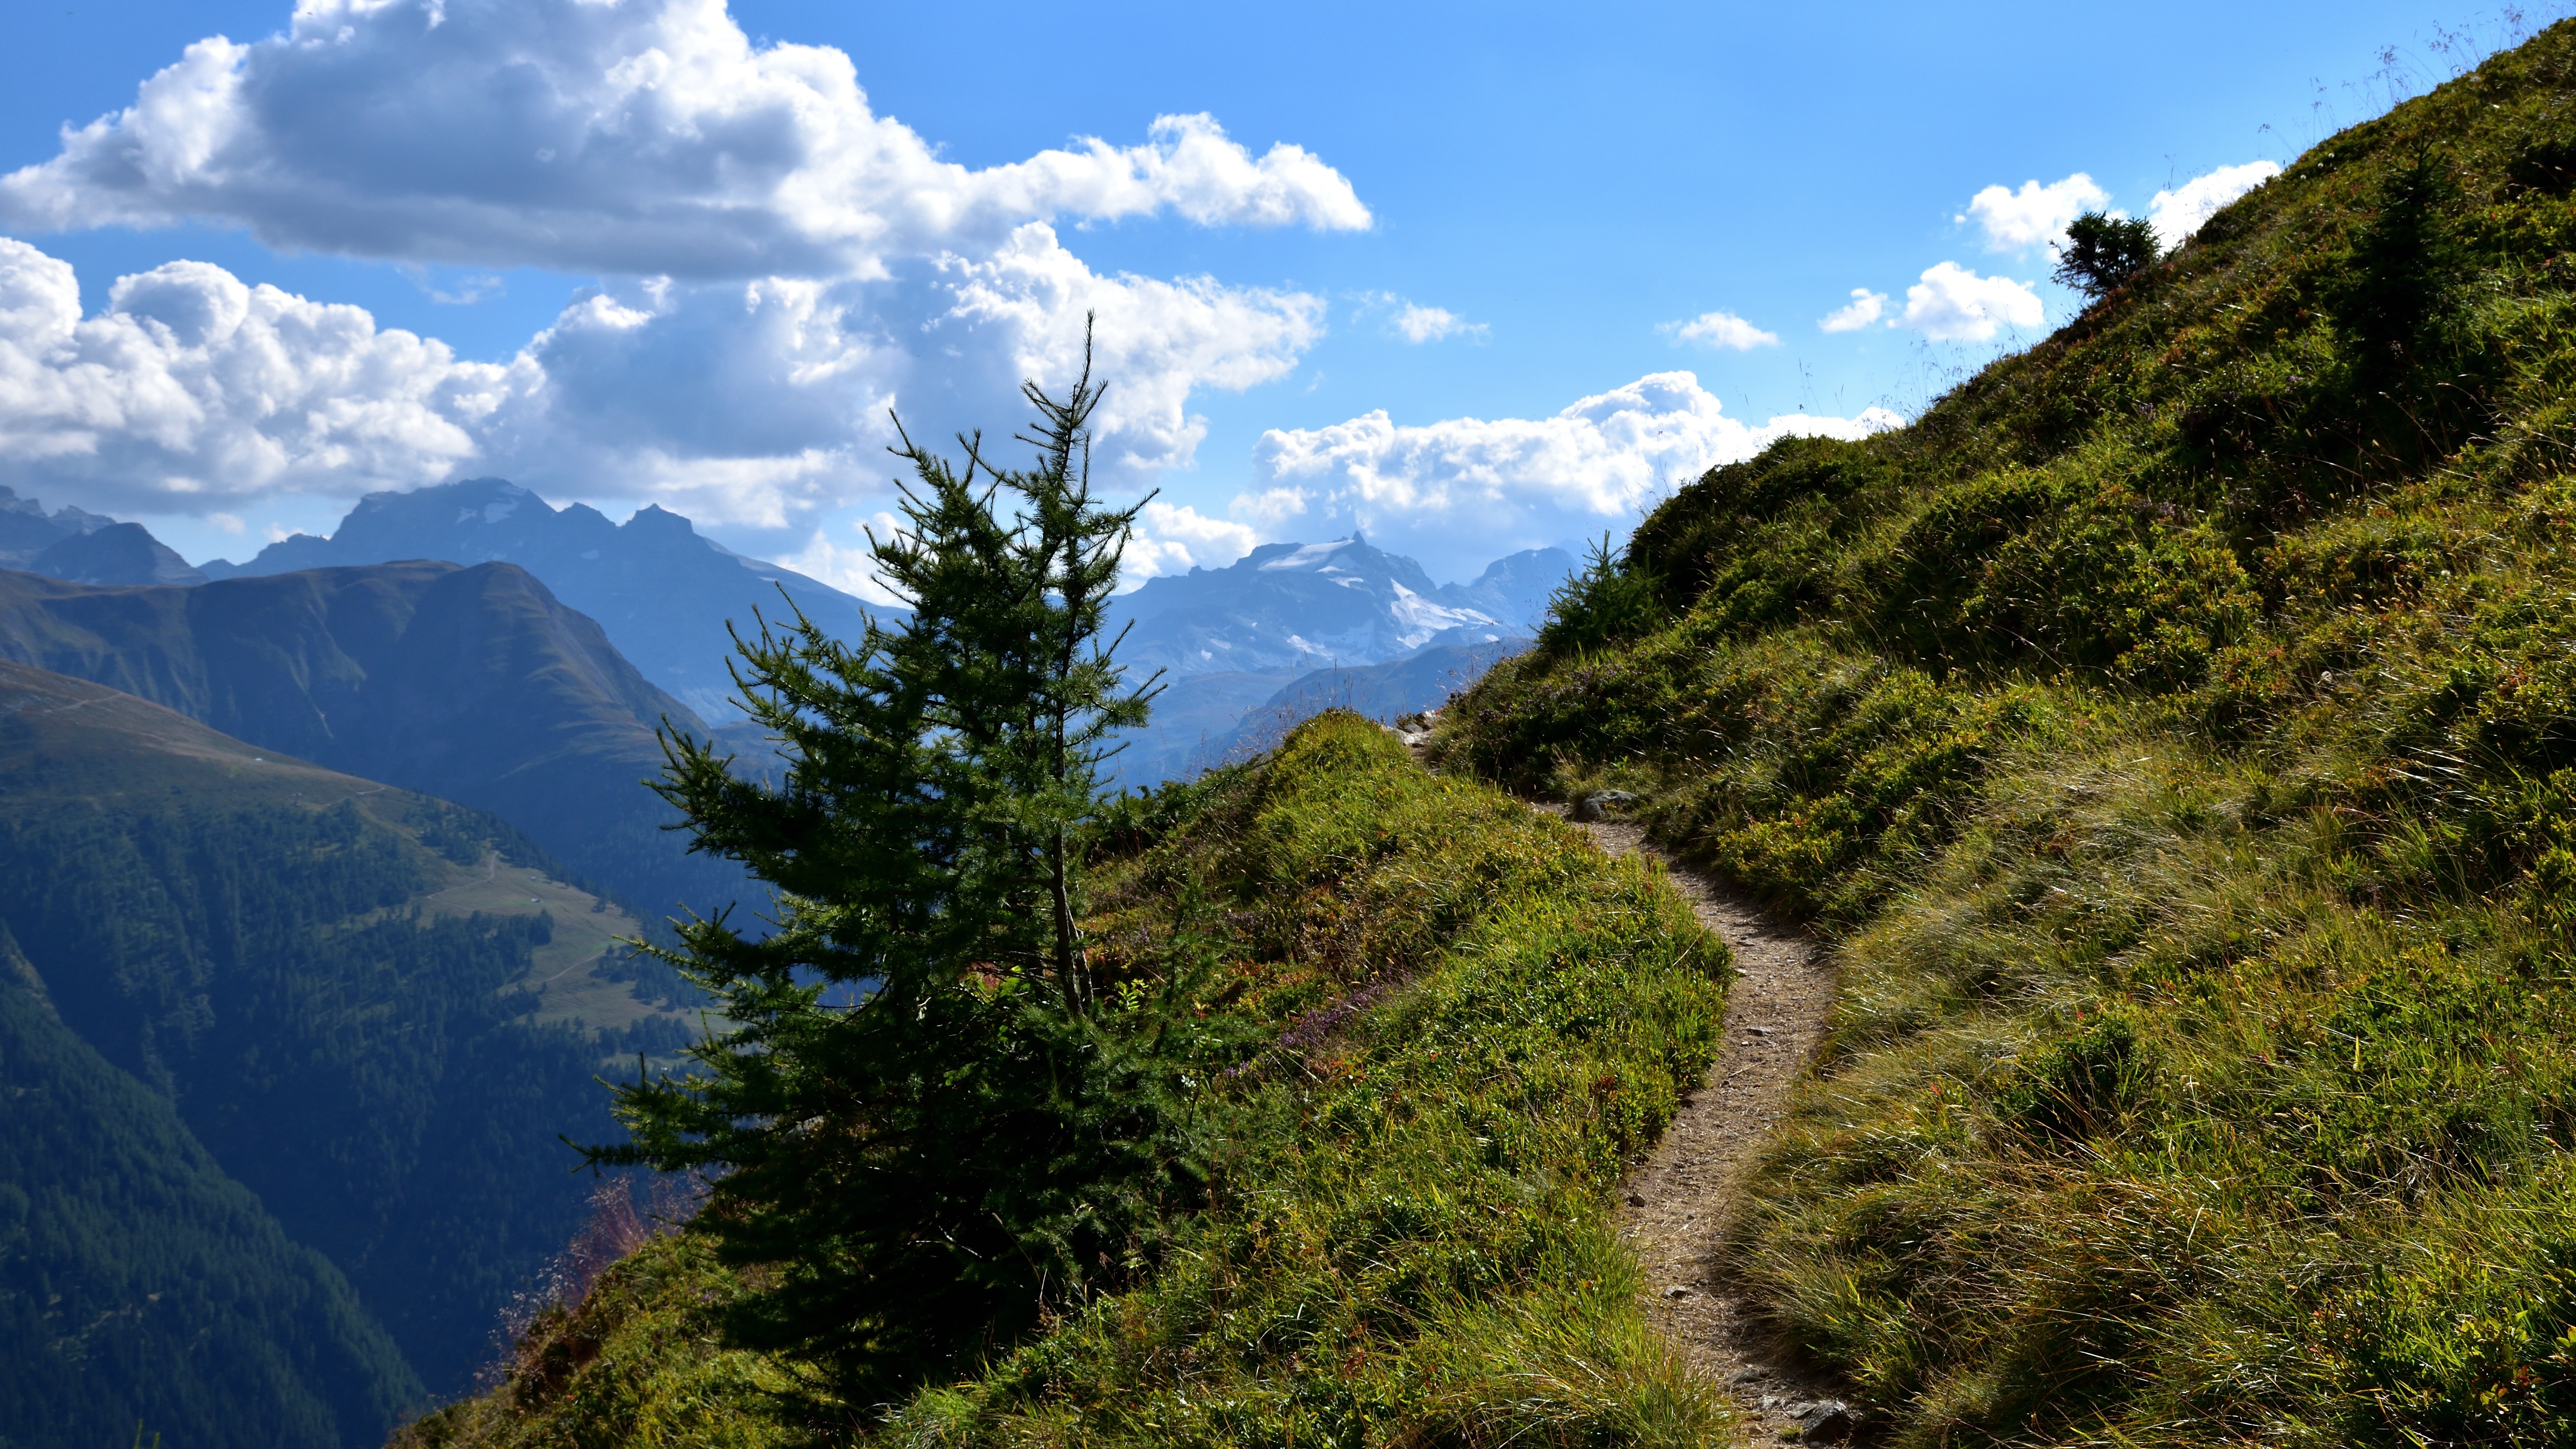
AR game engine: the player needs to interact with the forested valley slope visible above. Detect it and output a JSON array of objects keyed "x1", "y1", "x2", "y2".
[
  {"x1": 0, "y1": 660, "x2": 699, "y2": 1447},
  {"x1": 405, "y1": 20, "x2": 2576, "y2": 1449}
]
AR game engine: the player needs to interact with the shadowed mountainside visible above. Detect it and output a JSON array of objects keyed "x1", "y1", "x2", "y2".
[
  {"x1": 0, "y1": 659, "x2": 693, "y2": 1425},
  {"x1": 0, "y1": 560, "x2": 744, "y2": 923}
]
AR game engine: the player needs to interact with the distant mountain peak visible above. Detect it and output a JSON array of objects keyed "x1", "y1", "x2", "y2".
[
  {"x1": 1105, "y1": 537, "x2": 1574, "y2": 683},
  {"x1": 196, "y1": 478, "x2": 882, "y2": 722},
  {"x1": 0, "y1": 483, "x2": 120, "y2": 572}
]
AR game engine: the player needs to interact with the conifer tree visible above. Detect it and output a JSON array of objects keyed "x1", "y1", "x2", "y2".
[{"x1": 590, "y1": 330, "x2": 1198, "y2": 1409}]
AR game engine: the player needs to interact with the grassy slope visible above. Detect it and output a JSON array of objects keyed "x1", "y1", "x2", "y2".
[
  {"x1": 400, "y1": 714, "x2": 1734, "y2": 1448},
  {"x1": 1432, "y1": 22, "x2": 2576, "y2": 1447}
]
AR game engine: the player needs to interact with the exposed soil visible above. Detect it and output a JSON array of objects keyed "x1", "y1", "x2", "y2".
[{"x1": 1546, "y1": 810, "x2": 1852, "y2": 1442}]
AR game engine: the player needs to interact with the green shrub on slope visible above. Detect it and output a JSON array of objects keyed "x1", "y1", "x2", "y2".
[
  {"x1": 1435, "y1": 19, "x2": 2576, "y2": 1447},
  {"x1": 407, "y1": 714, "x2": 1733, "y2": 1447}
]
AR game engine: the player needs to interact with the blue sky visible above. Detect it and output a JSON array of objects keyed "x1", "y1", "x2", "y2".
[{"x1": 0, "y1": 0, "x2": 2547, "y2": 588}]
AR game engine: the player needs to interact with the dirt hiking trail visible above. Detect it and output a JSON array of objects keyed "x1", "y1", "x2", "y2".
[
  {"x1": 1545, "y1": 809, "x2": 1854, "y2": 1442},
  {"x1": 1396, "y1": 717, "x2": 1853, "y2": 1438}
]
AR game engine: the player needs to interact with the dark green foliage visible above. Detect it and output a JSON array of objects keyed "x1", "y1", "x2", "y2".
[
  {"x1": 402, "y1": 799, "x2": 551, "y2": 874},
  {"x1": 1532, "y1": 535, "x2": 1665, "y2": 655},
  {"x1": 0, "y1": 933, "x2": 422, "y2": 1449},
  {"x1": 1995, "y1": 1013, "x2": 2154, "y2": 1142},
  {"x1": 0, "y1": 802, "x2": 618, "y2": 1394},
  {"x1": 2053, "y1": 210, "x2": 2160, "y2": 300},
  {"x1": 598, "y1": 351, "x2": 1213, "y2": 1410},
  {"x1": 2328, "y1": 150, "x2": 2465, "y2": 376}
]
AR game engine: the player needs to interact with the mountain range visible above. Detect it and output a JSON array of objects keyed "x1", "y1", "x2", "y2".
[
  {"x1": 1099, "y1": 537, "x2": 1566, "y2": 784},
  {"x1": 5, "y1": 481, "x2": 1568, "y2": 792},
  {"x1": 1106, "y1": 536, "x2": 1564, "y2": 677},
  {"x1": 201, "y1": 480, "x2": 878, "y2": 724}
]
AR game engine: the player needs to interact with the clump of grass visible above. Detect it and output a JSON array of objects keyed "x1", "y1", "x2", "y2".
[
  {"x1": 1432, "y1": 20, "x2": 2576, "y2": 1446},
  {"x1": 404, "y1": 714, "x2": 1736, "y2": 1446}
]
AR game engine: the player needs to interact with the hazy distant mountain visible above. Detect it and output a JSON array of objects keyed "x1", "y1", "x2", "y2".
[
  {"x1": 1106, "y1": 537, "x2": 1571, "y2": 678},
  {"x1": 0, "y1": 484, "x2": 115, "y2": 570},
  {"x1": 0, "y1": 561, "x2": 744, "y2": 922},
  {"x1": 0, "y1": 660, "x2": 694, "y2": 1431},
  {"x1": 201, "y1": 479, "x2": 882, "y2": 721},
  {"x1": 28, "y1": 519, "x2": 208, "y2": 586},
  {"x1": 1098, "y1": 538, "x2": 1568, "y2": 787}
]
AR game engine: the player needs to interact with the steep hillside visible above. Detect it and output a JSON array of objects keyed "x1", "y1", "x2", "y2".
[
  {"x1": 0, "y1": 560, "x2": 744, "y2": 921},
  {"x1": 0, "y1": 927, "x2": 420, "y2": 1449},
  {"x1": 395, "y1": 714, "x2": 1733, "y2": 1448},
  {"x1": 1434, "y1": 23, "x2": 2576, "y2": 1446},
  {"x1": 0, "y1": 661, "x2": 696, "y2": 1416},
  {"x1": 201, "y1": 479, "x2": 882, "y2": 724}
]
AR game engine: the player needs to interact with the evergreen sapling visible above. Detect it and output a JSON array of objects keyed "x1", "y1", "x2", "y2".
[{"x1": 590, "y1": 334, "x2": 1208, "y2": 1410}]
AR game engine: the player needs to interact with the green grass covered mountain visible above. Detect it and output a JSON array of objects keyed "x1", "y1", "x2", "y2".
[
  {"x1": 0, "y1": 559, "x2": 745, "y2": 923},
  {"x1": 1426, "y1": 21, "x2": 2576, "y2": 1446},
  {"x1": 0, "y1": 660, "x2": 701, "y2": 1442},
  {"x1": 351, "y1": 24, "x2": 2576, "y2": 1448}
]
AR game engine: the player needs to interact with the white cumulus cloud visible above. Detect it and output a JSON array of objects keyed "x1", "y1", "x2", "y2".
[
  {"x1": 1818, "y1": 289, "x2": 1887, "y2": 333},
  {"x1": 1960, "y1": 173, "x2": 2110, "y2": 254},
  {"x1": 0, "y1": 235, "x2": 1324, "y2": 529},
  {"x1": 1124, "y1": 500, "x2": 1258, "y2": 579},
  {"x1": 0, "y1": 237, "x2": 532, "y2": 515},
  {"x1": 2148, "y1": 160, "x2": 2281, "y2": 246},
  {"x1": 1240, "y1": 372, "x2": 1901, "y2": 579},
  {"x1": 1897, "y1": 262, "x2": 2044, "y2": 343},
  {"x1": 1663, "y1": 311, "x2": 1780, "y2": 351},
  {"x1": 0, "y1": 0, "x2": 1369, "y2": 279},
  {"x1": 1391, "y1": 303, "x2": 1479, "y2": 344}
]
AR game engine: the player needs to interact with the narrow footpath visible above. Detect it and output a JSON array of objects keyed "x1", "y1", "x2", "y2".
[
  {"x1": 1396, "y1": 716, "x2": 1853, "y2": 1439},
  {"x1": 1555, "y1": 810, "x2": 1852, "y2": 1442}
]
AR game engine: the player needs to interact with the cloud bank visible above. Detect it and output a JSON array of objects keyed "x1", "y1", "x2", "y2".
[
  {"x1": 1239, "y1": 371, "x2": 1901, "y2": 578},
  {"x1": 1818, "y1": 289, "x2": 1886, "y2": 333},
  {"x1": 1899, "y1": 262, "x2": 2043, "y2": 342},
  {"x1": 0, "y1": 0, "x2": 1361, "y2": 538},
  {"x1": 0, "y1": 0, "x2": 1367, "y2": 279},
  {"x1": 0, "y1": 233, "x2": 1321, "y2": 524}
]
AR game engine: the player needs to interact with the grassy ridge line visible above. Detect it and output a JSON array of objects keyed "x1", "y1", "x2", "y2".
[
  {"x1": 401, "y1": 713, "x2": 1736, "y2": 1448},
  {"x1": 1434, "y1": 21, "x2": 2576, "y2": 1448}
]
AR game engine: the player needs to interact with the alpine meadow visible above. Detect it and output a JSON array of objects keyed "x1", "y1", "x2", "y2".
[
  {"x1": 388, "y1": 19, "x2": 2576, "y2": 1448},
  {"x1": 21, "y1": 6, "x2": 2576, "y2": 1449}
]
